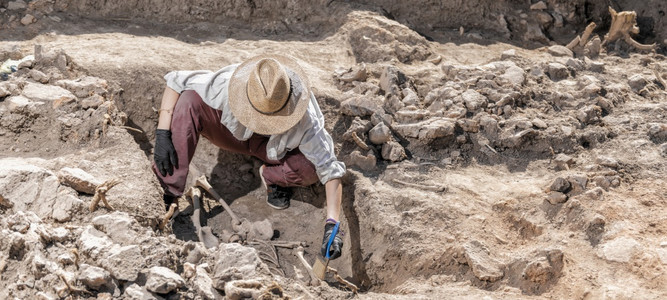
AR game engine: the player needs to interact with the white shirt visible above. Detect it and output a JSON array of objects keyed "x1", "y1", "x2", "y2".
[{"x1": 164, "y1": 64, "x2": 346, "y2": 184}]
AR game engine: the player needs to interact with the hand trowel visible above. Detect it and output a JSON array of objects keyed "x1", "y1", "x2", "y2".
[{"x1": 313, "y1": 221, "x2": 340, "y2": 280}]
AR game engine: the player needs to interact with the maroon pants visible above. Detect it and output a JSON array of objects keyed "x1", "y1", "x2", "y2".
[{"x1": 153, "y1": 90, "x2": 319, "y2": 197}]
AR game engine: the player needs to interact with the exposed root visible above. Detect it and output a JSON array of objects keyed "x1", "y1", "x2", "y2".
[
  {"x1": 327, "y1": 266, "x2": 359, "y2": 293},
  {"x1": 90, "y1": 178, "x2": 121, "y2": 212},
  {"x1": 58, "y1": 274, "x2": 92, "y2": 297},
  {"x1": 601, "y1": 7, "x2": 656, "y2": 50},
  {"x1": 392, "y1": 179, "x2": 447, "y2": 192},
  {"x1": 70, "y1": 248, "x2": 80, "y2": 270},
  {"x1": 351, "y1": 131, "x2": 370, "y2": 151},
  {"x1": 654, "y1": 69, "x2": 666, "y2": 90},
  {"x1": 159, "y1": 203, "x2": 178, "y2": 231}
]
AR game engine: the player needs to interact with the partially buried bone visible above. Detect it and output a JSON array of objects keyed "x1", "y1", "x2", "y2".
[
  {"x1": 294, "y1": 246, "x2": 320, "y2": 286},
  {"x1": 90, "y1": 178, "x2": 121, "y2": 212}
]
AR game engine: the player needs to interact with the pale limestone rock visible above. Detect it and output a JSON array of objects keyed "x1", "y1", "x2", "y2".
[
  {"x1": 369, "y1": 122, "x2": 392, "y2": 145},
  {"x1": 101, "y1": 245, "x2": 143, "y2": 281},
  {"x1": 57, "y1": 167, "x2": 101, "y2": 194},
  {"x1": 22, "y1": 82, "x2": 76, "y2": 106},
  {"x1": 78, "y1": 264, "x2": 111, "y2": 290},
  {"x1": 546, "y1": 63, "x2": 569, "y2": 80},
  {"x1": 55, "y1": 76, "x2": 108, "y2": 98},
  {"x1": 146, "y1": 266, "x2": 185, "y2": 294},
  {"x1": 382, "y1": 141, "x2": 406, "y2": 162},
  {"x1": 463, "y1": 241, "x2": 504, "y2": 282},
  {"x1": 340, "y1": 96, "x2": 382, "y2": 117},
  {"x1": 547, "y1": 45, "x2": 573, "y2": 57},
  {"x1": 598, "y1": 237, "x2": 641, "y2": 263},
  {"x1": 123, "y1": 284, "x2": 162, "y2": 300},
  {"x1": 78, "y1": 226, "x2": 113, "y2": 260}
]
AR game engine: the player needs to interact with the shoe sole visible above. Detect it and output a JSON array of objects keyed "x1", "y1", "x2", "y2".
[{"x1": 266, "y1": 199, "x2": 289, "y2": 210}]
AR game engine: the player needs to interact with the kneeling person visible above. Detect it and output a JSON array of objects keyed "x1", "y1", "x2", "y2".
[{"x1": 152, "y1": 54, "x2": 345, "y2": 259}]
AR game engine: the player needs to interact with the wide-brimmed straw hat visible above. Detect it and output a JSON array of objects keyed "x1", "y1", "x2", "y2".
[{"x1": 228, "y1": 54, "x2": 311, "y2": 135}]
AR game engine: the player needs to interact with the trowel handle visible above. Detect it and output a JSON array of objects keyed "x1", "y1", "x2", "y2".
[{"x1": 325, "y1": 221, "x2": 340, "y2": 259}]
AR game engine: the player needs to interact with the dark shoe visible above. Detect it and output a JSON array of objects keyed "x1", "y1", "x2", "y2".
[{"x1": 266, "y1": 184, "x2": 292, "y2": 210}]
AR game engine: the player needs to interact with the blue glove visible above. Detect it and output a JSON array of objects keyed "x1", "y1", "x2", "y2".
[{"x1": 321, "y1": 222, "x2": 343, "y2": 260}]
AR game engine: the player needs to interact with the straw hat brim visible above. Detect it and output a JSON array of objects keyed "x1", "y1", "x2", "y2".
[{"x1": 228, "y1": 54, "x2": 312, "y2": 135}]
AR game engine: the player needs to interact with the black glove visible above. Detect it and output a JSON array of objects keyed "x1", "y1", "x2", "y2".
[
  {"x1": 154, "y1": 129, "x2": 178, "y2": 176},
  {"x1": 320, "y1": 222, "x2": 343, "y2": 260}
]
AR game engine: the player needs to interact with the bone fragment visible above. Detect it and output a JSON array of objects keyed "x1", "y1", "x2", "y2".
[
  {"x1": 601, "y1": 7, "x2": 656, "y2": 50},
  {"x1": 159, "y1": 203, "x2": 177, "y2": 231},
  {"x1": 351, "y1": 131, "x2": 370, "y2": 151},
  {"x1": 90, "y1": 178, "x2": 121, "y2": 212},
  {"x1": 295, "y1": 246, "x2": 320, "y2": 286},
  {"x1": 327, "y1": 266, "x2": 359, "y2": 293}
]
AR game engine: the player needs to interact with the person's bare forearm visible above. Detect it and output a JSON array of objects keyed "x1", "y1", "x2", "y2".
[
  {"x1": 325, "y1": 178, "x2": 342, "y2": 221},
  {"x1": 157, "y1": 87, "x2": 180, "y2": 130}
]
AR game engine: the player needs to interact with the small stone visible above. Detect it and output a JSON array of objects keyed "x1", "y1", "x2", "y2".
[
  {"x1": 28, "y1": 70, "x2": 49, "y2": 83},
  {"x1": 81, "y1": 94, "x2": 106, "y2": 109},
  {"x1": 547, "y1": 191, "x2": 568, "y2": 204},
  {"x1": 580, "y1": 187, "x2": 604, "y2": 201},
  {"x1": 55, "y1": 76, "x2": 108, "y2": 98},
  {"x1": 598, "y1": 237, "x2": 641, "y2": 263},
  {"x1": 584, "y1": 36, "x2": 601, "y2": 58},
  {"x1": 20, "y1": 14, "x2": 35, "y2": 25},
  {"x1": 549, "y1": 177, "x2": 570, "y2": 193},
  {"x1": 193, "y1": 265, "x2": 218, "y2": 300},
  {"x1": 501, "y1": 49, "x2": 517, "y2": 60},
  {"x1": 554, "y1": 153, "x2": 574, "y2": 170},
  {"x1": 379, "y1": 65, "x2": 406, "y2": 97},
  {"x1": 337, "y1": 64, "x2": 367, "y2": 82},
  {"x1": 546, "y1": 63, "x2": 569, "y2": 81},
  {"x1": 499, "y1": 66, "x2": 525, "y2": 86},
  {"x1": 567, "y1": 175, "x2": 588, "y2": 196},
  {"x1": 457, "y1": 119, "x2": 479, "y2": 133},
  {"x1": 576, "y1": 105, "x2": 602, "y2": 125},
  {"x1": 628, "y1": 74, "x2": 647, "y2": 91},
  {"x1": 102, "y1": 245, "x2": 143, "y2": 282},
  {"x1": 565, "y1": 58, "x2": 584, "y2": 70},
  {"x1": 402, "y1": 88, "x2": 419, "y2": 106},
  {"x1": 461, "y1": 89, "x2": 487, "y2": 111},
  {"x1": 52, "y1": 192, "x2": 83, "y2": 222},
  {"x1": 78, "y1": 226, "x2": 114, "y2": 260},
  {"x1": 7, "y1": 1, "x2": 27, "y2": 10},
  {"x1": 368, "y1": 122, "x2": 392, "y2": 145},
  {"x1": 123, "y1": 284, "x2": 160, "y2": 300},
  {"x1": 78, "y1": 264, "x2": 111, "y2": 290},
  {"x1": 648, "y1": 123, "x2": 667, "y2": 143},
  {"x1": 340, "y1": 96, "x2": 382, "y2": 117},
  {"x1": 382, "y1": 141, "x2": 407, "y2": 162},
  {"x1": 531, "y1": 118, "x2": 548, "y2": 129},
  {"x1": 146, "y1": 266, "x2": 186, "y2": 294},
  {"x1": 595, "y1": 156, "x2": 618, "y2": 169},
  {"x1": 530, "y1": 1, "x2": 547, "y2": 10},
  {"x1": 57, "y1": 167, "x2": 101, "y2": 194},
  {"x1": 463, "y1": 241, "x2": 504, "y2": 282},
  {"x1": 588, "y1": 61, "x2": 605, "y2": 73},
  {"x1": 660, "y1": 143, "x2": 667, "y2": 156},
  {"x1": 547, "y1": 45, "x2": 573, "y2": 57},
  {"x1": 347, "y1": 150, "x2": 376, "y2": 171}
]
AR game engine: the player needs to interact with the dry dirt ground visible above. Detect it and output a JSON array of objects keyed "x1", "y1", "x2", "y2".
[{"x1": 0, "y1": 0, "x2": 666, "y2": 299}]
